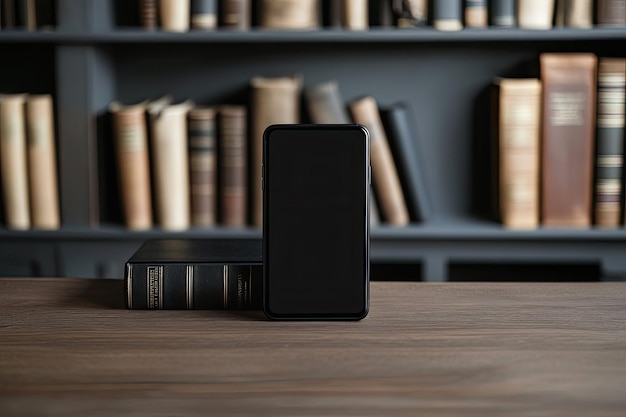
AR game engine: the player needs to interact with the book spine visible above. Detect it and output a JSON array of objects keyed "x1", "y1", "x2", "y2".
[
  {"x1": 191, "y1": 0, "x2": 218, "y2": 29},
  {"x1": 518, "y1": 0, "x2": 554, "y2": 29},
  {"x1": 497, "y1": 80, "x2": 542, "y2": 229},
  {"x1": 323, "y1": 0, "x2": 343, "y2": 27},
  {"x1": 595, "y1": 59, "x2": 625, "y2": 228},
  {"x1": 140, "y1": 0, "x2": 157, "y2": 29},
  {"x1": 260, "y1": 0, "x2": 320, "y2": 29},
  {"x1": 111, "y1": 103, "x2": 153, "y2": 230},
  {"x1": 564, "y1": 0, "x2": 592, "y2": 28},
  {"x1": 597, "y1": 0, "x2": 626, "y2": 27},
  {"x1": 251, "y1": 76, "x2": 301, "y2": 228},
  {"x1": 541, "y1": 53, "x2": 597, "y2": 227},
  {"x1": 343, "y1": 0, "x2": 368, "y2": 29},
  {"x1": 0, "y1": 94, "x2": 30, "y2": 230},
  {"x1": 369, "y1": 0, "x2": 393, "y2": 27},
  {"x1": 17, "y1": 0, "x2": 35, "y2": 30},
  {"x1": 25, "y1": 95, "x2": 60, "y2": 230},
  {"x1": 125, "y1": 263, "x2": 262, "y2": 310},
  {"x1": 220, "y1": 106, "x2": 248, "y2": 227},
  {"x1": 3, "y1": 0, "x2": 15, "y2": 28},
  {"x1": 149, "y1": 101, "x2": 192, "y2": 230},
  {"x1": 305, "y1": 80, "x2": 351, "y2": 124},
  {"x1": 490, "y1": 0, "x2": 516, "y2": 27},
  {"x1": 402, "y1": 0, "x2": 429, "y2": 26},
  {"x1": 188, "y1": 107, "x2": 217, "y2": 227},
  {"x1": 433, "y1": 0, "x2": 463, "y2": 31},
  {"x1": 350, "y1": 97, "x2": 410, "y2": 226},
  {"x1": 159, "y1": 0, "x2": 190, "y2": 31},
  {"x1": 465, "y1": 0, "x2": 487, "y2": 28},
  {"x1": 220, "y1": 0, "x2": 250, "y2": 29}
]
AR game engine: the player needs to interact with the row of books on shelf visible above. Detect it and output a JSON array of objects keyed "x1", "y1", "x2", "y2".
[
  {"x1": 135, "y1": 0, "x2": 626, "y2": 33},
  {"x1": 110, "y1": 77, "x2": 429, "y2": 231},
  {"x1": 0, "y1": 94, "x2": 60, "y2": 230},
  {"x1": 495, "y1": 53, "x2": 626, "y2": 229},
  {"x1": 0, "y1": 0, "x2": 55, "y2": 30}
]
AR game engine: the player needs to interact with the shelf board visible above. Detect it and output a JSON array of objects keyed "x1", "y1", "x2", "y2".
[{"x1": 1, "y1": 28, "x2": 625, "y2": 44}]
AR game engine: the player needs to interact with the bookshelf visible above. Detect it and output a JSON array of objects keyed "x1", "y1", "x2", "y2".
[{"x1": 1, "y1": 0, "x2": 626, "y2": 281}]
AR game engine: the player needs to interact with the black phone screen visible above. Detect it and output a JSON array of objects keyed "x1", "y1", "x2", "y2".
[{"x1": 263, "y1": 125, "x2": 369, "y2": 319}]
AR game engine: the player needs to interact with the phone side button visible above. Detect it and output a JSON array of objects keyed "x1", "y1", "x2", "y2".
[{"x1": 368, "y1": 166, "x2": 371, "y2": 184}]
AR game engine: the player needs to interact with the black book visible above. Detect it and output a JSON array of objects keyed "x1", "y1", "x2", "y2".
[
  {"x1": 369, "y1": 0, "x2": 393, "y2": 27},
  {"x1": 381, "y1": 102, "x2": 431, "y2": 223},
  {"x1": 125, "y1": 239, "x2": 262, "y2": 310},
  {"x1": 490, "y1": 0, "x2": 516, "y2": 27},
  {"x1": 191, "y1": 0, "x2": 217, "y2": 30},
  {"x1": 2, "y1": 0, "x2": 16, "y2": 29}
]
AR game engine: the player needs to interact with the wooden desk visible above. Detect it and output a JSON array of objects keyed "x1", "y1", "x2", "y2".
[{"x1": 0, "y1": 279, "x2": 624, "y2": 416}]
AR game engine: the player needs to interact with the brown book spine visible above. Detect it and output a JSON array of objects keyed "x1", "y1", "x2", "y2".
[
  {"x1": 595, "y1": 59, "x2": 626, "y2": 228},
  {"x1": 140, "y1": 0, "x2": 157, "y2": 30},
  {"x1": 110, "y1": 102, "x2": 153, "y2": 230},
  {"x1": 159, "y1": 0, "x2": 190, "y2": 31},
  {"x1": 251, "y1": 76, "x2": 302, "y2": 228},
  {"x1": 220, "y1": 106, "x2": 248, "y2": 227},
  {"x1": 597, "y1": 0, "x2": 626, "y2": 27},
  {"x1": 541, "y1": 53, "x2": 597, "y2": 227},
  {"x1": 221, "y1": 0, "x2": 250, "y2": 30},
  {"x1": 350, "y1": 97, "x2": 409, "y2": 226},
  {"x1": 495, "y1": 79, "x2": 542, "y2": 229},
  {"x1": 25, "y1": 95, "x2": 60, "y2": 230},
  {"x1": 260, "y1": 0, "x2": 320, "y2": 29},
  {"x1": 3, "y1": 0, "x2": 15, "y2": 28},
  {"x1": 305, "y1": 80, "x2": 351, "y2": 124},
  {"x1": 518, "y1": 0, "x2": 554, "y2": 29},
  {"x1": 188, "y1": 107, "x2": 217, "y2": 227},
  {"x1": 0, "y1": 94, "x2": 30, "y2": 230},
  {"x1": 343, "y1": 0, "x2": 368, "y2": 29},
  {"x1": 465, "y1": 0, "x2": 487, "y2": 28}
]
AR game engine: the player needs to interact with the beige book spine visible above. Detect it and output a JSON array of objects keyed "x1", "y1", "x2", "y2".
[
  {"x1": 159, "y1": 0, "x2": 191, "y2": 31},
  {"x1": 26, "y1": 95, "x2": 60, "y2": 230},
  {"x1": 251, "y1": 76, "x2": 302, "y2": 228},
  {"x1": 497, "y1": 79, "x2": 542, "y2": 229},
  {"x1": 518, "y1": 0, "x2": 555, "y2": 29},
  {"x1": 565, "y1": 0, "x2": 593, "y2": 28},
  {"x1": 0, "y1": 94, "x2": 30, "y2": 230},
  {"x1": 350, "y1": 97, "x2": 409, "y2": 226},
  {"x1": 343, "y1": 0, "x2": 368, "y2": 30},
  {"x1": 261, "y1": 0, "x2": 320, "y2": 29},
  {"x1": 110, "y1": 102, "x2": 153, "y2": 230},
  {"x1": 149, "y1": 101, "x2": 193, "y2": 230}
]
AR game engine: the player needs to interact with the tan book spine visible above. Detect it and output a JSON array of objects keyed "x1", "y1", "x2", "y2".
[
  {"x1": 149, "y1": 100, "x2": 193, "y2": 230},
  {"x1": 597, "y1": 0, "x2": 626, "y2": 27},
  {"x1": 25, "y1": 0, "x2": 36, "y2": 30},
  {"x1": 564, "y1": 0, "x2": 592, "y2": 28},
  {"x1": 261, "y1": 0, "x2": 320, "y2": 29},
  {"x1": 25, "y1": 95, "x2": 60, "y2": 230},
  {"x1": 350, "y1": 97, "x2": 409, "y2": 226},
  {"x1": 0, "y1": 94, "x2": 30, "y2": 230},
  {"x1": 541, "y1": 53, "x2": 597, "y2": 227},
  {"x1": 465, "y1": 0, "x2": 487, "y2": 28},
  {"x1": 496, "y1": 79, "x2": 542, "y2": 229},
  {"x1": 220, "y1": 106, "x2": 248, "y2": 227},
  {"x1": 343, "y1": 0, "x2": 368, "y2": 30},
  {"x1": 251, "y1": 76, "x2": 302, "y2": 228},
  {"x1": 140, "y1": 0, "x2": 158, "y2": 30},
  {"x1": 110, "y1": 102, "x2": 153, "y2": 230},
  {"x1": 188, "y1": 107, "x2": 217, "y2": 227},
  {"x1": 518, "y1": 0, "x2": 555, "y2": 29},
  {"x1": 159, "y1": 0, "x2": 190, "y2": 31},
  {"x1": 221, "y1": 0, "x2": 251, "y2": 30}
]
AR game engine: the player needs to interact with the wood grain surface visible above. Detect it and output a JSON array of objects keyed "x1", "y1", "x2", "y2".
[{"x1": 0, "y1": 278, "x2": 625, "y2": 416}]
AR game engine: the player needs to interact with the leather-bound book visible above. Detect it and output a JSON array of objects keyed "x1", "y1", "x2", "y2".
[
  {"x1": 493, "y1": 79, "x2": 542, "y2": 229},
  {"x1": 595, "y1": 59, "x2": 625, "y2": 228},
  {"x1": 188, "y1": 107, "x2": 217, "y2": 227},
  {"x1": 251, "y1": 75, "x2": 301, "y2": 228},
  {"x1": 25, "y1": 95, "x2": 60, "y2": 230},
  {"x1": 433, "y1": 0, "x2": 462, "y2": 31},
  {"x1": 305, "y1": 80, "x2": 351, "y2": 124},
  {"x1": 490, "y1": 0, "x2": 515, "y2": 27},
  {"x1": 465, "y1": 0, "x2": 487, "y2": 28},
  {"x1": 191, "y1": 0, "x2": 218, "y2": 29},
  {"x1": 597, "y1": 0, "x2": 626, "y2": 27},
  {"x1": 148, "y1": 99, "x2": 193, "y2": 230},
  {"x1": 219, "y1": 105, "x2": 248, "y2": 227},
  {"x1": 350, "y1": 96, "x2": 409, "y2": 226},
  {"x1": 260, "y1": 0, "x2": 320, "y2": 29},
  {"x1": 140, "y1": 0, "x2": 157, "y2": 30},
  {"x1": 0, "y1": 94, "x2": 30, "y2": 230},
  {"x1": 518, "y1": 0, "x2": 554, "y2": 29},
  {"x1": 541, "y1": 53, "x2": 597, "y2": 227},
  {"x1": 343, "y1": 0, "x2": 368, "y2": 29},
  {"x1": 159, "y1": 0, "x2": 190, "y2": 31},
  {"x1": 220, "y1": 0, "x2": 250, "y2": 29}
]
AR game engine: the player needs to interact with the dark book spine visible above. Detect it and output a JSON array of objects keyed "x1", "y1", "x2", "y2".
[
  {"x1": 220, "y1": 106, "x2": 248, "y2": 227},
  {"x1": 125, "y1": 263, "x2": 262, "y2": 309},
  {"x1": 597, "y1": 0, "x2": 626, "y2": 27},
  {"x1": 3, "y1": 0, "x2": 15, "y2": 28},
  {"x1": 191, "y1": 0, "x2": 217, "y2": 29},
  {"x1": 220, "y1": 0, "x2": 250, "y2": 29},
  {"x1": 16, "y1": 0, "x2": 35, "y2": 29},
  {"x1": 140, "y1": 0, "x2": 157, "y2": 30},
  {"x1": 490, "y1": 0, "x2": 516, "y2": 27},
  {"x1": 188, "y1": 108, "x2": 217, "y2": 227},
  {"x1": 323, "y1": 0, "x2": 342, "y2": 27},
  {"x1": 433, "y1": 0, "x2": 462, "y2": 30},
  {"x1": 305, "y1": 80, "x2": 350, "y2": 124},
  {"x1": 369, "y1": 0, "x2": 393, "y2": 27},
  {"x1": 465, "y1": 0, "x2": 487, "y2": 28},
  {"x1": 381, "y1": 103, "x2": 431, "y2": 223},
  {"x1": 595, "y1": 59, "x2": 626, "y2": 228}
]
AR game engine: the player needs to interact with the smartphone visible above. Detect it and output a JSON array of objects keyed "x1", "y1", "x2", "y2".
[{"x1": 262, "y1": 124, "x2": 370, "y2": 320}]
